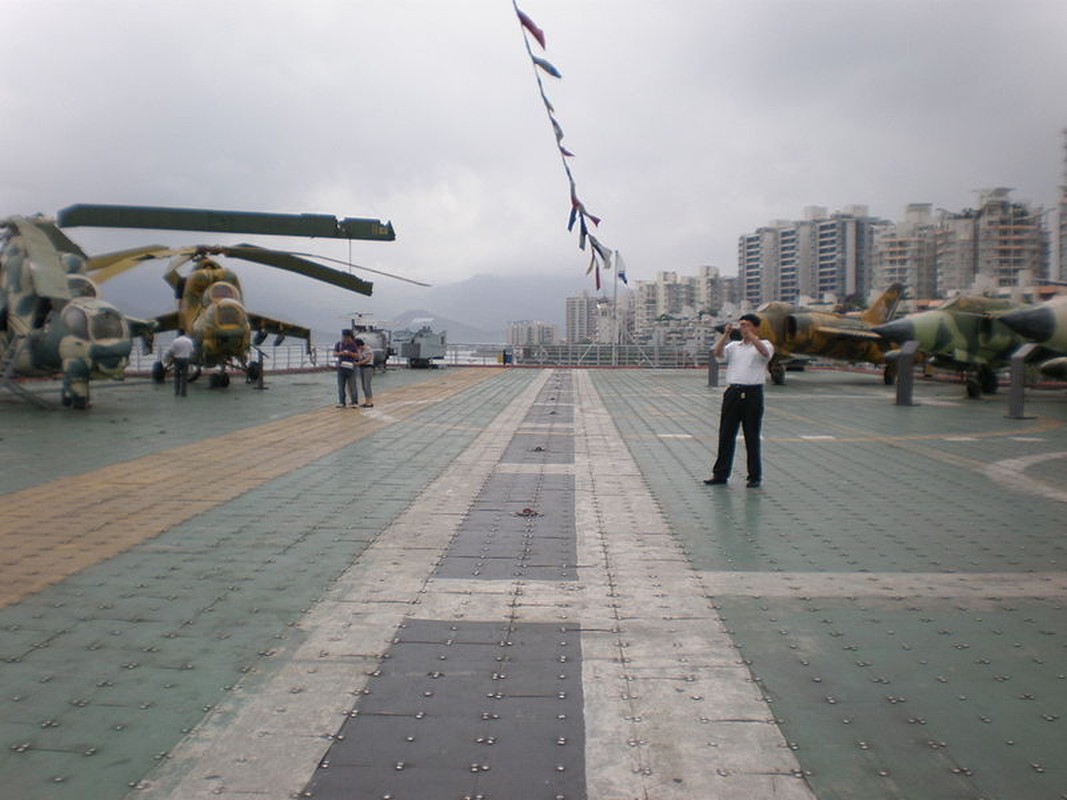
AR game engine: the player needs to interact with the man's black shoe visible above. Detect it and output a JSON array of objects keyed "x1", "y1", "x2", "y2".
[
  {"x1": 703, "y1": 477, "x2": 728, "y2": 485},
  {"x1": 746, "y1": 480, "x2": 761, "y2": 488}
]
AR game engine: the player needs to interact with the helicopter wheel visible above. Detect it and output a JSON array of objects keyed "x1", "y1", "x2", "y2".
[
  {"x1": 151, "y1": 361, "x2": 166, "y2": 383},
  {"x1": 883, "y1": 362, "x2": 896, "y2": 386},
  {"x1": 246, "y1": 362, "x2": 262, "y2": 383},
  {"x1": 965, "y1": 376, "x2": 982, "y2": 399},
  {"x1": 208, "y1": 372, "x2": 231, "y2": 389}
]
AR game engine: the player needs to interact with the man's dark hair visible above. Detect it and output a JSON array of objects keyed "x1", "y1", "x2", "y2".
[{"x1": 739, "y1": 313, "x2": 762, "y2": 327}]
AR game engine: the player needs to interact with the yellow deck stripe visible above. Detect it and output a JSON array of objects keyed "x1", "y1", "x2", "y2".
[{"x1": 0, "y1": 369, "x2": 498, "y2": 608}]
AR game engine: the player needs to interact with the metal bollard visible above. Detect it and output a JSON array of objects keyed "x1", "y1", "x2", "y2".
[
  {"x1": 1006, "y1": 343, "x2": 1037, "y2": 419},
  {"x1": 894, "y1": 341, "x2": 920, "y2": 406}
]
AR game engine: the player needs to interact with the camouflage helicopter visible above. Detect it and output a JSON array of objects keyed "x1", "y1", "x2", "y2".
[
  {"x1": 872, "y1": 294, "x2": 1039, "y2": 398},
  {"x1": 86, "y1": 244, "x2": 377, "y2": 387},
  {"x1": 0, "y1": 216, "x2": 154, "y2": 409},
  {"x1": 63, "y1": 203, "x2": 425, "y2": 390},
  {"x1": 725, "y1": 283, "x2": 904, "y2": 385}
]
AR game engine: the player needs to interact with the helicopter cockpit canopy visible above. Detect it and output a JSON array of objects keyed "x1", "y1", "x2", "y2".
[
  {"x1": 206, "y1": 281, "x2": 240, "y2": 303},
  {"x1": 67, "y1": 274, "x2": 98, "y2": 298},
  {"x1": 61, "y1": 303, "x2": 127, "y2": 341}
]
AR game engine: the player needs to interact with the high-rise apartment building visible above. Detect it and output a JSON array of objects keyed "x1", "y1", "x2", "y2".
[
  {"x1": 873, "y1": 204, "x2": 938, "y2": 299},
  {"x1": 935, "y1": 188, "x2": 1049, "y2": 294},
  {"x1": 564, "y1": 291, "x2": 602, "y2": 343},
  {"x1": 739, "y1": 206, "x2": 886, "y2": 307},
  {"x1": 738, "y1": 226, "x2": 779, "y2": 307},
  {"x1": 506, "y1": 320, "x2": 558, "y2": 346},
  {"x1": 694, "y1": 265, "x2": 724, "y2": 315}
]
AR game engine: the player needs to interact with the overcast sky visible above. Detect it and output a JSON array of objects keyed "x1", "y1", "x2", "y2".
[{"x1": 4, "y1": 0, "x2": 1066, "y2": 305}]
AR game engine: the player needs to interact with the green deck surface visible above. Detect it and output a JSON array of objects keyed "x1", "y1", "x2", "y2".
[{"x1": 1, "y1": 366, "x2": 1064, "y2": 799}]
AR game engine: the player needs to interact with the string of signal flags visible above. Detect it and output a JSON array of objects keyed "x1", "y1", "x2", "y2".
[{"x1": 512, "y1": 1, "x2": 628, "y2": 290}]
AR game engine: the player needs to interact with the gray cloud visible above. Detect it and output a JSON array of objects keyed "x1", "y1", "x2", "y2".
[{"x1": 4, "y1": 0, "x2": 1065, "y2": 306}]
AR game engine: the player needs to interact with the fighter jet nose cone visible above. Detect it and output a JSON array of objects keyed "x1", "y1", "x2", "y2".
[
  {"x1": 1000, "y1": 306, "x2": 1054, "y2": 343},
  {"x1": 872, "y1": 319, "x2": 913, "y2": 342}
]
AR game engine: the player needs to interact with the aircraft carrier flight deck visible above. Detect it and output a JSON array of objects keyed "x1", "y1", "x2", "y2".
[{"x1": 1, "y1": 366, "x2": 1065, "y2": 800}]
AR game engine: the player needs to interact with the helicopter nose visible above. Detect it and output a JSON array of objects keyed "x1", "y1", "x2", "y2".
[
  {"x1": 999, "y1": 305, "x2": 1055, "y2": 344},
  {"x1": 871, "y1": 318, "x2": 915, "y2": 343},
  {"x1": 91, "y1": 342, "x2": 131, "y2": 372}
]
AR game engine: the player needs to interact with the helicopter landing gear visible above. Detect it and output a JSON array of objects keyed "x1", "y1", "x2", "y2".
[
  {"x1": 61, "y1": 386, "x2": 88, "y2": 409},
  {"x1": 245, "y1": 361, "x2": 262, "y2": 384},
  {"x1": 151, "y1": 361, "x2": 167, "y2": 383},
  {"x1": 209, "y1": 372, "x2": 231, "y2": 389}
]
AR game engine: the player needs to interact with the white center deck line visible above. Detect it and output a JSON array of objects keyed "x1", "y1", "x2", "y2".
[
  {"x1": 134, "y1": 370, "x2": 554, "y2": 799},
  {"x1": 573, "y1": 371, "x2": 815, "y2": 800}
]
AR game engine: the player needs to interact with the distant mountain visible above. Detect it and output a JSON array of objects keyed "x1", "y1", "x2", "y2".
[
  {"x1": 102, "y1": 265, "x2": 606, "y2": 345},
  {"x1": 307, "y1": 272, "x2": 602, "y2": 343}
]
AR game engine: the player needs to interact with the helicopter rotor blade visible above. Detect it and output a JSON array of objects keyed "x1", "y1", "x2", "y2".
[
  {"x1": 209, "y1": 244, "x2": 374, "y2": 296},
  {"x1": 277, "y1": 250, "x2": 431, "y2": 287},
  {"x1": 86, "y1": 247, "x2": 192, "y2": 283},
  {"x1": 7, "y1": 216, "x2": 73, "y2": 300}
]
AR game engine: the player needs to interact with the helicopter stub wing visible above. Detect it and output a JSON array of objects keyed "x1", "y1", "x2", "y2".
[
  {"x1": 153, "y1": 311, "x2": 181, "y2": 333},
  {"x1": 247, "y1": 313, "x2": 312, "y2": 349}
]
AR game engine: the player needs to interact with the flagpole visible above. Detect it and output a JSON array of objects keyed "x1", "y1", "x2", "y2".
[{"x1": 612, "y1": 250, "x2": 619, "y2": 367}]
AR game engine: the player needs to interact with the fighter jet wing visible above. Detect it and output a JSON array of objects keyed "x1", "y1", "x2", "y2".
[{"x1": 812, "y1": 325, "x2": 886, "y2": 341}]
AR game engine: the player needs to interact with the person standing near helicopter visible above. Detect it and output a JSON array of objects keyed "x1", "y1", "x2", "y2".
[
  {"x1": 355, "y1": 337, "x2": 374, "y2": 408},
  {"x1": 166, "y1": 329, "x2": 196, "y2": 397},
  {"x1": 333, "y1": 329, "x2": 360, "y2": 407}
]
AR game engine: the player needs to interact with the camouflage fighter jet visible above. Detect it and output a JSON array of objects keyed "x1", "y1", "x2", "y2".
[
  {"x1": 1000, "y1": 295, "x2": 1067, "y2": 381},
  {"x1": 730, "y1": 283, "x2": 904, "y2": 385},
  {"x1": 0, "y1": 216, "x2": 153, "y2": 409},
  {"x1": 872, "y1": 295, "x2": 1037, "y2": 398}
]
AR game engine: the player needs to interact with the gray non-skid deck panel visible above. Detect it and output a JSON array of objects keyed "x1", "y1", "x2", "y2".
[
  {"x1": 302, "y1": 618, "x2": 585, "y2": 800},
  {"x1": 499, "y1": 432, "x2": 576, "y2": 464},
  {"x1": 435, "y1": 473, "x2": 577, "y2": 581},
  {"x1": 521, "y1": 373, "x2": 574, "y2": 426}
]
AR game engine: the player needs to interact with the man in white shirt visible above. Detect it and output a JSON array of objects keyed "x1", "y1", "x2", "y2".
[
  {"x1": 166, "y1": 329, "x2": 196, "y2": 397},
  {"x1": 704, "y1": 313, "x2": 774, "y2": 488}
]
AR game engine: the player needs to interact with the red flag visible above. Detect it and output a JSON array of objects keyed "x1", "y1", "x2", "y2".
[{"x1": 516, "y1": 9, "x2": 546, "y2": 49}]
